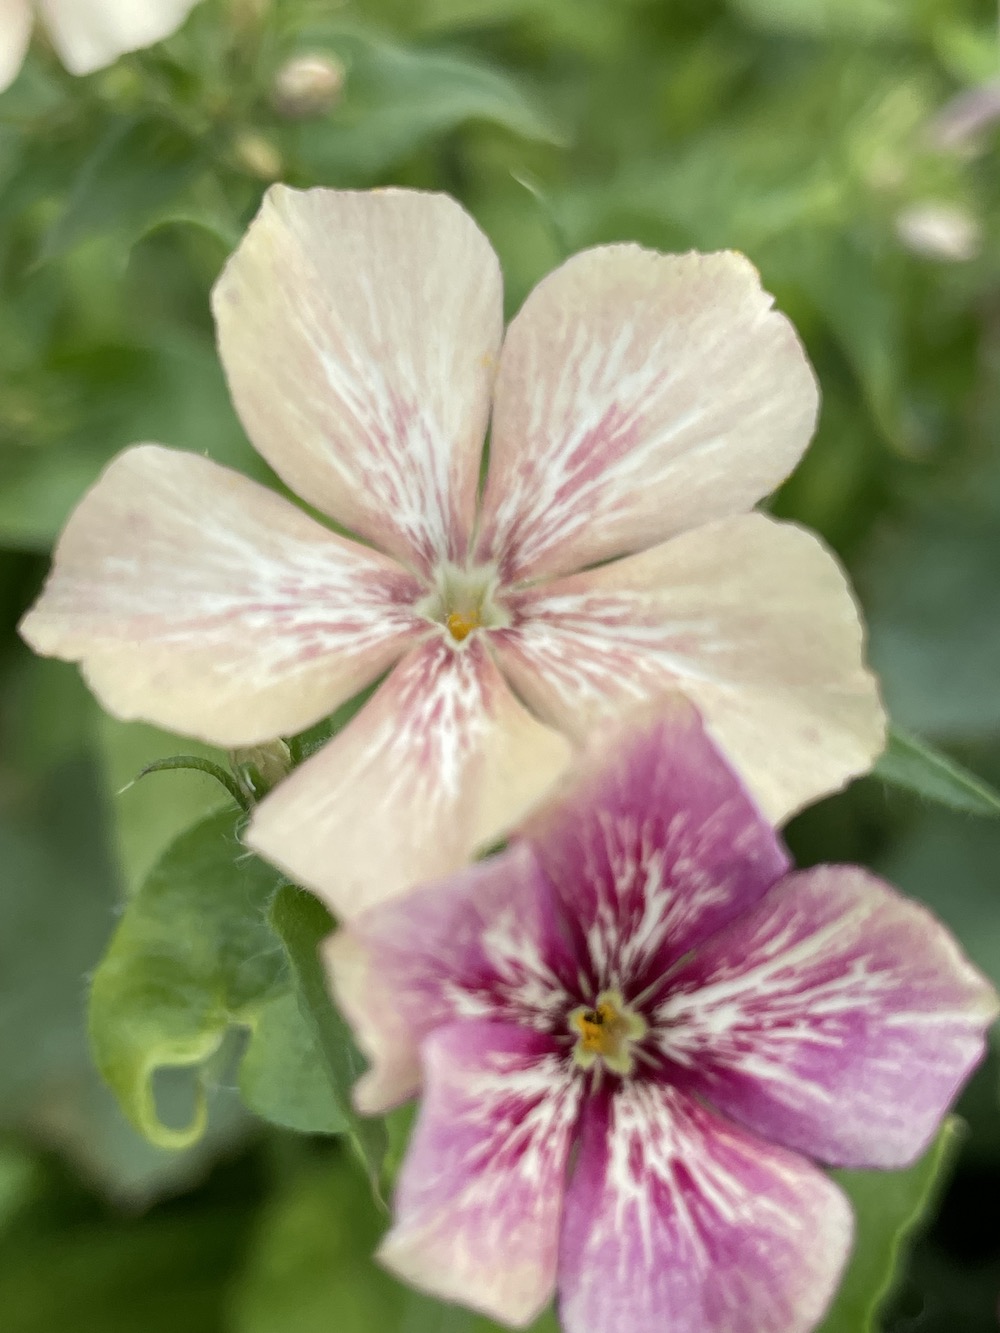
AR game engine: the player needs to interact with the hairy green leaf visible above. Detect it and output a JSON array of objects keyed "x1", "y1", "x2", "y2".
[
  {"x1": 270, "y1": 886, "x2": 388, "y2": 1189},
  {"x1": 89, "y1": 809, "x2": 347, "y2": 1148}
]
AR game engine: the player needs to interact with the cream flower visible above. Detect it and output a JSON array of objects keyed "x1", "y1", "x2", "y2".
[
  {"x1": 20, "y1": 186, "x2": 885, "y2": 918},
  {"x1": 0, "y1": 0, "x2": 202, "y2": 93}
]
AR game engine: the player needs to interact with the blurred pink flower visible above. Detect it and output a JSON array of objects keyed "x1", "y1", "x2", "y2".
[
  {"x1": 328, "y1": 701, "x2": 997, "y2": 1333},
  {"x1": 21, "y1": 186, "x2": 885, "y2": 917},
  {"x1": 0, "y1": 0, "x2": 201, "y2": 92}
]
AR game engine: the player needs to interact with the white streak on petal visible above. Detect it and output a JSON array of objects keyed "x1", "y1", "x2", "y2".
[
  {"x1": 494, "y1": 513, "x2": 886, "y2": 821},
  {"x1": 40, "y1": 0, "x2": 200, "y2": 74},
  {"x1": 521, "y1": 699, "x2": 789, "y2": 998},
  {"x1": 213, "y1": 186, "x2": 503, "y2": 574},
  {"x1": 18, "y1": 445, "x2": 425, "y2": 747},
  {"x1": 325, "y1": 842, "x2": 574, "y2": 1114},
  {"x1": 248, "y1": 636, "x2": 571, "y2": 917},
  {"x1": 380, "y1": 1021, "x2": 580, "y2": 1327},
  {"x1": 477, "y1": 246, "x2": 817, "y2": 581},
  {"x1": 558, "y1": 1084, "x2": 852, "y2": 1333},
  {"x1": 656, "y1": 865, "x2": 998, "y2": 1168}
]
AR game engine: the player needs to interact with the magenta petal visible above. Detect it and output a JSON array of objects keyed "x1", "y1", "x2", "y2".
[
  {"x1": 558, "y1": 1084, "x2": 852, "y2": 1333},
  {"x1": 379, "y1": 1021, "x2": 581, "y2": 1327},
  {"x1": 658, "y1": 865, "x2": 999, "y2": 1168},
  {"x1": 521, "y1": 700, "x2": 789, "y2": 996},
  {"x1": 325, "y1": 842, "x2": 575, "y2": 1113}
]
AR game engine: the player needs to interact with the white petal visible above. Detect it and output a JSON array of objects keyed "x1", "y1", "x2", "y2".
[
  {"x1": 247, "y1": 636, "x2": 571, "y2": 916},
  {"x1": 40, "y1": 0, "x2": 200, "y2": 74},
  {"x1": 19, "y1": 445, "x2": 425, "y2": 747},
  {"x1": 0, "y1": 0, "x2": 31, "y2": 92},
  {"x1": 493, "y1": 513, "x2": 885, "y2": 821},
  {"x1": 477, "y1": 246, "x2": 818, "y2": 581},
  {"x1": 213, "y1": 186, "x2": 503, "y2": 575}
]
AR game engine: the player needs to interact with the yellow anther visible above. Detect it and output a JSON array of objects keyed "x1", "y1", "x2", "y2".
[
  {"x1": 570, "y1": 991, "x2": 647, "y2": 1075},
  {"x1": 446, "y1": 608, "x2": 481, "y2": 642},
  {"x1": 574, "y1": 1002, "x2": 616, "y2": 1054}
]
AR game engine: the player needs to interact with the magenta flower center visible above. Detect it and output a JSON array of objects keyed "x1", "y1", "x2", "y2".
[{"x1": 569, "y1": 988, "x2": 648, "y2": 1076}]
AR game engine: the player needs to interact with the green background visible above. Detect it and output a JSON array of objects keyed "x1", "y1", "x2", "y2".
[{"x1": 2, "y1": 0, "x2": 1000, "y2": 1328}]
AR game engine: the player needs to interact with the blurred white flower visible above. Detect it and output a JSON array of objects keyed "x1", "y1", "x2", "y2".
[
  {"x1": 896, "y1": 202, "x2": 982, "y2": 263},
  {"x1": 0, "y1": 0, "x2": 202, "y2": 93}
]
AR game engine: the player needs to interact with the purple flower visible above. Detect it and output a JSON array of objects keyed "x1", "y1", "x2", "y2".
[{"x1": 327, "y1": 699, "x2": 997, "y2": 1333}]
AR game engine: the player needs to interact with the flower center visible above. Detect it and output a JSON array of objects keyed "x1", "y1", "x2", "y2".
[
  {"x1": 419, "y1": 563, "x2": 508, "y2": 645},
  {"x1": 446, "y1": 608, "x2": 482, "y2": 642},
  {"x1": 570, "y1": 990, "x2": 648, "y2": 1076}
]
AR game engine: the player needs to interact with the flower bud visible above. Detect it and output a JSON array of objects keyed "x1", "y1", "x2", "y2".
[
  {"x1": 233, "y1": 131, "x2": 283, "y2": 181},
  {"x1": 271, "y1": 53, "x2": 346, "y2": 120},
  {"x1": 896, "y1": 202, "x2": 981, "y2": 262},
  {"x1": 230, "y1": 740, "x2": 293, "y2": 800}
]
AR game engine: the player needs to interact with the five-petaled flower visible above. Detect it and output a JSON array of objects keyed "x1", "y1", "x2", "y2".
[
  {"x1": 0, "y1": 0, "x2": 202, "y2": 92},
  {"x1": 21, "y1": 185, "x2": 884, "y2": 918},
  {"x1": 327, "y1": 700, "x2": 997, "y2": 1333}
]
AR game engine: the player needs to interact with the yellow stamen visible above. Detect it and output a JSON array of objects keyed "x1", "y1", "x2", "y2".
[
  {"x1": 570, "y1": 991, "x2": 647, "y2": 1075},
  {"x1": 446, "y1": 608, "x2": 481, "y2": 642}
]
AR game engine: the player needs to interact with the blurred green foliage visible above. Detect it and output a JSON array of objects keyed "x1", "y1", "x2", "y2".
[{"x1": 2, "y1": 0, "x2": 1000, "y2": 1328}]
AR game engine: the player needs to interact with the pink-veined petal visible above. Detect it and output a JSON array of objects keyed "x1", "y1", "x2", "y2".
[
  {"x1": 325, "y1": 841, "x2": 573, "y2": 1113},
  {"x1": 476, "y1": 246, "x2": 817, "y2": 582},
  {"x1": 247, "y1": 635, "x2": 571, "y2": 917},
  {"x1": 18, "y1": 445, "x2": 425, "y2": 747},
  {"x1": 0, "y1": 0, "x2": 32, "y2": 92},
  {"x1": 380, "y1": 1021, "x2": 581, "y2": 1327},
  {"x1": 493, "y1": 513, "x2": 886, "y2": 822},
  {"x1": 213, "y1": 186, "x2": 502, "y2": 575},
  {"x1": 557, "y1": 1083, "x2": 852, "y2": 1333},
  {"x1": 40, "y1": 0, "x2": 200, "y2": 74},
  {"x1": 520, "y1": 700, "x2": 789, "y2": 1001},
  {"x1": 656, "y1": 865, "x2": 998, "y2": 1170}
]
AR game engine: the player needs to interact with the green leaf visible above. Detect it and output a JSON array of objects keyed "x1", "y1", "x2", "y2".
[
  {"x1": 878, "y1": 808, "x2": 1000, "y2": 994},
  {"x1": 89, "y1": 809, "x2": 348, "y2": 1148},
  {"x1": 874, "y1": 726, "x2": 1000, "y2": 818},
  {"x1": 864, "y1": 502, "x2": 1000, "y2": 738},
  {"x1": 0, "y1": 331, "x2": 270, "y2": 552},
  {"x1": 0, "y1": 1183, "x2": 253, "y2": 1333},
  {"x1": 289, "y1": 32, "x2": 560, "y2": 182},
  {"x1": 0, "y1": 740, "x2": 246, "y2": 1204},
  {"x1": 240, "y1": 992, "x2": 346, "y2": 1136},
  {"x1": 819, "y1": 1118, "x2": 963, "y2": 1332},
  {"x1": 40, "y1": 116, "x2": 206, "y2": 261},
  {"x1": 230, "y1": 1149, "x2": 402, "y2": 1333},
  {"x1": 732, "y1": 0, "x2": 910, "y2": 40},
  {"x1": 270, "y1": 885, "x2": 388, "y2": 1189},
  {"x1": 231, "y1": 1147, "x2": 554, "y2": 1333}
]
